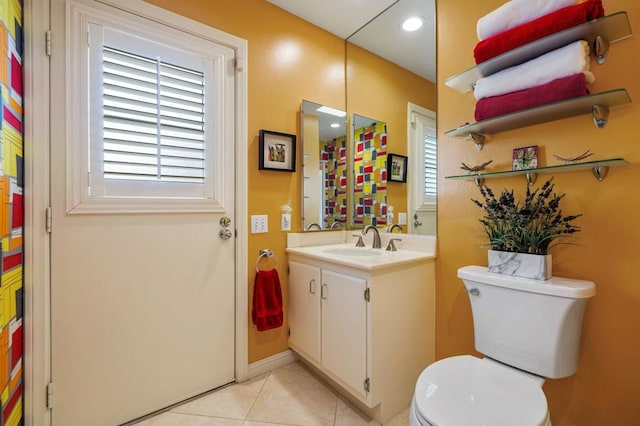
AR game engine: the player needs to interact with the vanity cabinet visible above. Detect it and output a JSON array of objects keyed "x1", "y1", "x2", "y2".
[
  {"x1": 287, "y1": 246, "x2": 435, "y2": 423},
  {"x1": 289, "y1": 261, "x2": 368, "y2": 399}
]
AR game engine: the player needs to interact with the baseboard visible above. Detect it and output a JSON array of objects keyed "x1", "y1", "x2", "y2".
[{"x1": 247, "y1": 349, "x2": 298, "y2": 379}]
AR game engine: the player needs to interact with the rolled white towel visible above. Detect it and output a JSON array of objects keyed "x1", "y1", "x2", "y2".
[
  {"x1": 477, "y1": 0, "x2": 578, "y2": 41},
  {"x1": 474, "y1": 40, "x2": 594, "y2": 100}
]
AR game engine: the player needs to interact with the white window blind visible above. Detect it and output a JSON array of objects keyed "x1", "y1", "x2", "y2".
[
  {"x1": 424, "y1": 132, "x2": 437, "y2": 197},
  {"x1": 102, "y1": 47, "x2": 206, "y2": 183}
]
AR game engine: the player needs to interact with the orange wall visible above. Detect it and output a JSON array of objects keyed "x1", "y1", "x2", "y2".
[
  {"x1": 144, "y1": 0, "x2": 436, "y2": 363},
  {"x1": 347, "y1": 43, "x2": 436, "y2": 221},
  {"x1": 437, "y1": 0, "x2": 640, "y2": 424}
]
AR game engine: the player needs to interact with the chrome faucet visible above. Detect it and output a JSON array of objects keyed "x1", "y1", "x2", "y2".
[
  {"x1": 363, "y1": 225, "x2": 382, "y2": 249},
  {"x1": 330, "y1": 221, "x2": 343, "y2": 229},
  {"x1": 305, "y1": 222, "x2": 322, "y2": 230},
  {"x1": 387, "y1": 224, "x2": 404, "y2": 233}
]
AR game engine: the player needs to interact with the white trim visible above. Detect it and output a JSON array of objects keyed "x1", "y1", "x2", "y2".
[
  {"x1": 247, "y1": 350, "x2": 298, "y2": 380},
  {"x1": 24, "y1": 0, "x2": 52, "y2": 424},
  {"x1": 25, "y1": 0, "x2": 248, "y2": 422}
]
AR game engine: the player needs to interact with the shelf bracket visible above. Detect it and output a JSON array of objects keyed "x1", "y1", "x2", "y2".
[
  {"x1": 474, "y1": 176, "x2": 485, "y2": 188},
  {"x1": 592, "y1": 166, "x2": 609, "y2": 181},
  {"x1": 593, "y1": 35, "x2": 610, "y2": 65},
  {"x1": 592, "y1": 104, "x2": 609, "y2": 128},
  {"x1": 470, "y1": 134, "x2": 485, "y2": 150},
  {"x1": 525, "y1": 172, "x2": 538, "y2": 186}
]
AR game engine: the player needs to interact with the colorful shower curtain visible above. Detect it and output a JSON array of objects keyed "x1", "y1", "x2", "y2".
[{"x1": 0, "y1": 0, "x2": 24, "y2": 425}]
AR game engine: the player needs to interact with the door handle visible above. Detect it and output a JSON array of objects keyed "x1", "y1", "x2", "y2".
[{"x1": 321, "y1": 283, "x2": 328, "y2": 300}]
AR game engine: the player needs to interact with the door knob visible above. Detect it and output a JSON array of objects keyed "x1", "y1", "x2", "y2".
[
  {"x1": 219, "y1": 229, "x2": 233, "y2": 240},
  {"x1": 220, "y1": 216, "x2": 232, "y2": 227},
  {"x1": 413, "y1": 213, "x2": 423, "y2": 227}
]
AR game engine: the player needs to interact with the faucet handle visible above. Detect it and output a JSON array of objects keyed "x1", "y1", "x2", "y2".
[
  {"x1": 385, "y1": 238, "x2": 402, "y2": 252},
  {"x1": 353, "y1": 234, "x2": 366, "y2": 247}
]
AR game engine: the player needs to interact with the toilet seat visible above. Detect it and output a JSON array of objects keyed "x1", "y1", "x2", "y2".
[{"x1": 413, "y1": 355, "x2": 550, "y2": 426}]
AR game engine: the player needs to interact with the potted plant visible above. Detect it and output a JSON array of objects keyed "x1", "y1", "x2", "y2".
[{"x1": 472, "y1": 178, "x2": 581, "y2": 280}]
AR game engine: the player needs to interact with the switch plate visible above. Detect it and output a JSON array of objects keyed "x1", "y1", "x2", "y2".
[
  {"x1": 398, "y1": 213, "x2": 407, "y2": 225},
  {"x1": 281, "y1": 213, "x2": 291, "y2": 231},
  {"x1": 251, "y1": 215, "x2": 268, "y2": 233}
]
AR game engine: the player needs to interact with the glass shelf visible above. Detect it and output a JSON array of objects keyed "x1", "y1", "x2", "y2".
[
  {"x1": 444, "y1": 89, "x2": 631, "y2": 140},
  {"x1": 445, "y1": 12, "x2": 632, "y2": 93},
  {"x1": 445, "y1": 158, "x2": 628, "y2": 184}
]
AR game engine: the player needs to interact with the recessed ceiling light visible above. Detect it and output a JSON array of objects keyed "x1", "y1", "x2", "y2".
[
  {"x1": 402, "y1": 16, "x2": 423, "y2": 32},
  {"x1": 330, "y1": 123, "x2": 340, "y2": 128},
  {"x1": 316, "y1": 106, "x2": 347, "y2": 117}
]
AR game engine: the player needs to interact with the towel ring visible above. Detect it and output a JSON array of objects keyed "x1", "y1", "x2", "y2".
[{"x1": 256, "y1": 249, "x2": 278, "y2": 272}]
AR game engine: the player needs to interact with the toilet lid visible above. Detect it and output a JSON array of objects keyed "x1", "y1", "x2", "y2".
[{"x1": 414, "y1": 355, "x2": 549, "y2": 426}]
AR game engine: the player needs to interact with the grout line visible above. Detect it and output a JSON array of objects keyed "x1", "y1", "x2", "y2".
[
  {"x1": 244, "y1": 369, "x2": 272, "y2": 421},
  {"x1": 333, "y1": 392, "x2": 339, "y2": 425}
]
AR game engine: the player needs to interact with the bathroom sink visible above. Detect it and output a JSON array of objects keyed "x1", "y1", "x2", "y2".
[{"x1": 323, "y1": 247, "x2": 383, "y2": 257}]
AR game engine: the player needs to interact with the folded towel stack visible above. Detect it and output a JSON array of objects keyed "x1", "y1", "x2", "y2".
[
  {"x1": 469, "y1": 0, "x2": 604, "y2": 122},
  {"x1": 475, "y1": 73, "x2": 590, "y2": 121},
  {"x1": 474, "y1": 40, "x2": 593, "y2": 100},
  {"x1": 474, "y1": 0, "x2": 604, "y2": 64}
]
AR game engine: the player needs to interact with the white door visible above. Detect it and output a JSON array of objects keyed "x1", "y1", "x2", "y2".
[
  {"x1": 321, "y1": 270, "x2": 367, "y2": 398},
  {"x1": 49, "y1": 1, "x2": 237, "y2": 424},
  {"x1": 288, "y1": 261, "x2": 322, "y2": 363},
  {"x1": 408, "y1": 103, "x2": 437, "y2": 235}
]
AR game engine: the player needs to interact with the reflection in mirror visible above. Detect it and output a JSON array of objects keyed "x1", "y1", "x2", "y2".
[
  {"x1": 301, "y1": 100, "x2": 347, "y2": 231},
  {"x1": 346, "y1": 0, "x2": 437, "y2": 235},
  {"x1": 351, "y1": 114, "x2": 388, "y2": 229}
]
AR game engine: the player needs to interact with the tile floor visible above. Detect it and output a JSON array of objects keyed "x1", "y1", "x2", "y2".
[{"x1": 133, "y1": 361, "x2": 410, "y2": 426}]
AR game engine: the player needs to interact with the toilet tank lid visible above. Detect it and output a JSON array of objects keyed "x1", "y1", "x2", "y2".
[{"x1": 458, "y1": 265, "x2": 596, "y2": 299}]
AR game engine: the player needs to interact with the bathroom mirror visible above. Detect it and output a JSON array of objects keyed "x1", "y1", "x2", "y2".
[
  {"x1": 351, "y1": 114, "x2": 388, "y2": 229},
  {"x1": 296, "y1": 0, "x2": 437, "y2": 233},
  {"x1": 346, "y1": 0, "x2": 437, "y2": 235},
  {"x1": 301, "y1": 100, "x2": 347, "y2": 231}
]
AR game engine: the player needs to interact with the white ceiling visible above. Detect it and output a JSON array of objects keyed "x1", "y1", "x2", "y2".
[{"x1": 266, "y1": 0, "x2": 436, "y2": 82}]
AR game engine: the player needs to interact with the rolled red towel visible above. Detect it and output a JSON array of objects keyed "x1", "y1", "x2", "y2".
[
  {"x1": 474, "y1": 73, "x2": 590, "y2": 122},
  {"x1": 252, "y1": 268, "x2": 284, "y2": 332},
  {"x1": 474, "y1": 0, "x2": 604, "y2": 64}
]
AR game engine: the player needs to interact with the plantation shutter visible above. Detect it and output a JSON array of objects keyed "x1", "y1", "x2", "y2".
[
  {"x1": 424, "y1": 132, "x2": 437, "y2": 198},
  {"x1": 102, "y1": 47, "x2": 206, "y2": 183}
]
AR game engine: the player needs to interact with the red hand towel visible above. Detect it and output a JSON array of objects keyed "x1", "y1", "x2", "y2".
[
  {"x1": 474, "y1": 0, "x2": 604, "y2": 64},
  {"x1": 252, "y1": 269, "x2": 284, "y2": 332},
  {"x1": 474, "y1": 73, "x2": 590, "y2": 122}
]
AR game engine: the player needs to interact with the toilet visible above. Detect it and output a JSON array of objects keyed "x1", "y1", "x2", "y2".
[{"x1": 410, "y1": 265, "x2": 596, "y2": 426}]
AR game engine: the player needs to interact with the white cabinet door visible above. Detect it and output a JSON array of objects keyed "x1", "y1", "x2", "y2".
[
  {"x1": 289, "y1": 261, "x2": 322, "y2": 362},
  {"x1": 321, "y1": 270, "x2": 368, "y2": 397}
]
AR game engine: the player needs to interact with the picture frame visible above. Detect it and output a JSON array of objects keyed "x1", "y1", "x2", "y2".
[
  {"x1": 259, "y1": 130, "x2": 297, "y2": 172},
  {"x1": 512, "y1": 145, "x2": 538, "y2": 171},
  {"x1": 388, "y1": 153, "x2": 408, "y2": 183}
]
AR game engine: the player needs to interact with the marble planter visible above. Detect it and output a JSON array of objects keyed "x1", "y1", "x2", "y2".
[{"x1": 487, "y1": 250, "x2": 552, "y2": 280}]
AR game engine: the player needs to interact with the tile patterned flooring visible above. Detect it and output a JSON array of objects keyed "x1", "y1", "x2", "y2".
[{"x1": 133, "y1": 361, "x2": 410, "y2": 426}]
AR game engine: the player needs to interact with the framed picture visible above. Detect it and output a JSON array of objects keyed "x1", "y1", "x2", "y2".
[
  {"x1": 512, "y1": 145, "x2": 538, "y2": 171},
  {"x1": 259, "y1": 130, "x2": 297, "y2": 172},
  {"x1": 388, "y1": 153, "x2": 408, "y2": 183}
]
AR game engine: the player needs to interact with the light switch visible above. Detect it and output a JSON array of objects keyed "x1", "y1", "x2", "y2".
[
  {"x1": 398, "y1": 213, "x2": 407, "y2": 225},
  {"x1": 251, "y1": 215, "x2": 268, "y2": 233}
]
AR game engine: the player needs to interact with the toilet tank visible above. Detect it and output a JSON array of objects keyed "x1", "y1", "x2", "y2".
[{"x1": 458, "y1": 265, "x2": 596, "y2": 379}]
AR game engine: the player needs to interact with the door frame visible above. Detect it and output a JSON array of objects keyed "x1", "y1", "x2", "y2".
[
  {"x1": 407, "y1": 102, "x2": 437, "y2": 234},
  {"x1": 23, "y1": 1, "x2": 249, "y2": 424}
]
